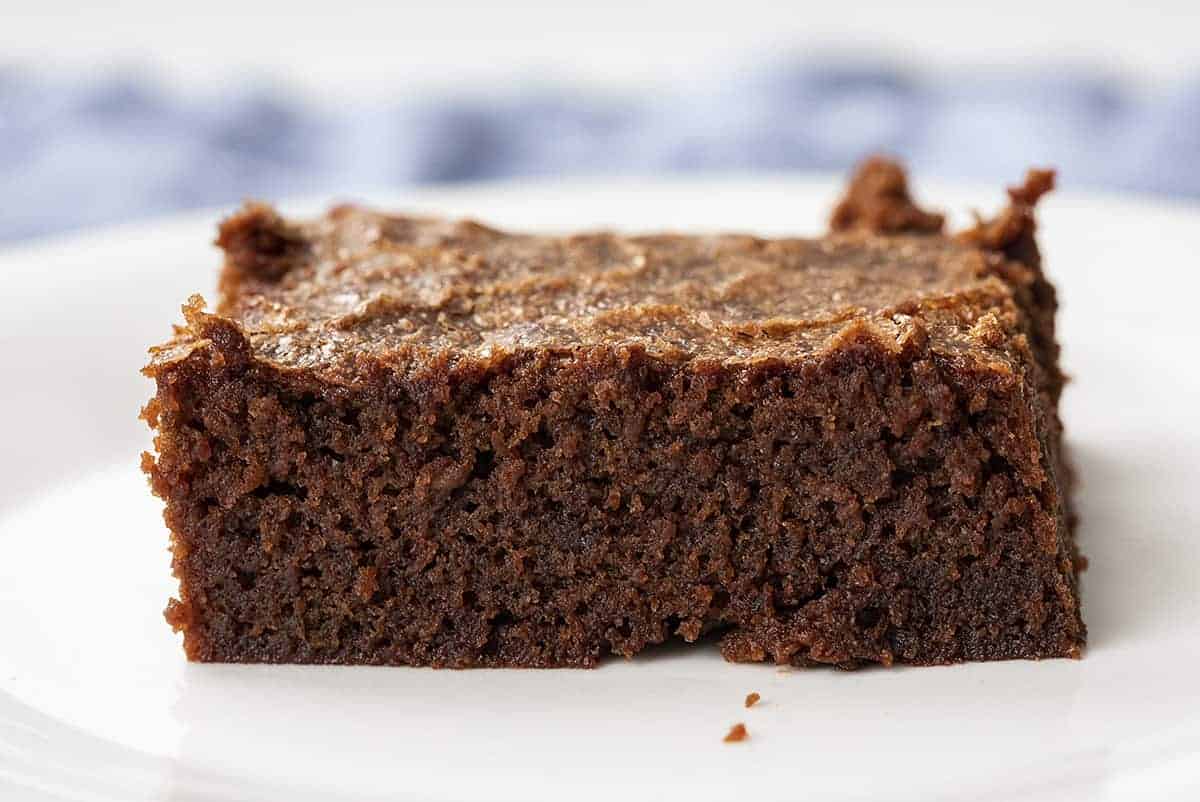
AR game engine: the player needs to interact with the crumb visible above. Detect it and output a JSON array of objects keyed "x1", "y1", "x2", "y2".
[
  {"x1": 723, "y1": 723, "x2": 749, "y2": 743},
  {"x1": 744, "y1": 692, "x2": 761, "y2": 708}
]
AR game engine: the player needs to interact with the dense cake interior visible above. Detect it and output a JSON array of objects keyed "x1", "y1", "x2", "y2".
[{"x1": 144, "y1": 159, "x2": 1083, "y2": 667}]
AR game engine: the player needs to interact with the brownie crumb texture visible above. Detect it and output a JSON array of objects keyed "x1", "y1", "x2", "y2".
[
  {"x1": 724, "y1": 723, "x2": 749, "y2": 743},
  {"x1": 143, "y1": 157, "x2": 1084, "y2": 670},
  {"x1": 829, "y1": 155, "x2": 946, "y2": 235},
  {"x1": 744, "y1": 692, "x2": 761, "y2": 708}
]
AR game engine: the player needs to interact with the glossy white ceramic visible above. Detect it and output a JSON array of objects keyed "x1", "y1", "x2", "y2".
[{"x1": 2, "y1": 176, "x2": 1198, "y2": 800}]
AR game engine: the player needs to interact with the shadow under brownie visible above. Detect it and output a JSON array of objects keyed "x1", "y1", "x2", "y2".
[{"x1": 142, "y1": 158, "x2": 1084, "y2": 668}]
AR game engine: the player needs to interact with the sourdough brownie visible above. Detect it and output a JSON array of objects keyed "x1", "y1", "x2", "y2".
[{"x1": 143, "y1": 159, "x2": 1084, "y2": 668}]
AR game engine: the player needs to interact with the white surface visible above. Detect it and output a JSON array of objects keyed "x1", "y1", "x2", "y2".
[
  {"x1": 1, "y1": 176, "x2": 1199, "y2": 801},
  {"x1": 1, "y1": 0, "x2": 1197, "y2": 96}
]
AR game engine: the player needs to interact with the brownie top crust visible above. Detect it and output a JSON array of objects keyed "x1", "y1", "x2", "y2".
[{"x1": 149, "y1": 167, "x2": 1045, "y2": 383}]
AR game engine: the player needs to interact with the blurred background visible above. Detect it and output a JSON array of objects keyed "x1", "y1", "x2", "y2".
[{"x1": 2, "y1": 0, "x2": 1199, "y2": 242}]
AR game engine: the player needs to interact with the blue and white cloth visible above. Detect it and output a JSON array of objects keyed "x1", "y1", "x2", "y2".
[{"x1": 2, "y1": 62, "x2": 1198, "y2": 241}]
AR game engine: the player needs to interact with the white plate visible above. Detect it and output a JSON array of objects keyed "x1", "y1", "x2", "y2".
[{"x1": 2, "y1": 175, "x2": 1199, "y2": 802}]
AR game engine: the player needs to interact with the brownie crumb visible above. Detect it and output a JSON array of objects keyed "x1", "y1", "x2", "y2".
[
  {"x1": 744, "y1": 692, "x2": 761, "y2": 708},
  {"x1": 215, "y1": 202, "x2": 310, "y2": 285},
  {"x1": 958, "y1": 168, "x2": 1056, "y2": 260},
  {"x1": 724, "y1": 723, "x2": 749, "y2": 743},
  {"x1": 829, "y1": 155, "x2": 945, "y2": 235}
]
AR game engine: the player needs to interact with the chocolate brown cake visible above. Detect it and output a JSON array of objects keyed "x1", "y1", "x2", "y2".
[{"x1": 142, "y1": 159, "x2": 1084, "y2": 668}]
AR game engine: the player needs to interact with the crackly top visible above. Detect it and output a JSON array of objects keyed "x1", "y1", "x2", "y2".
[{"x1": 147, "y1": 159, "x2": 1048, "y2": 379}]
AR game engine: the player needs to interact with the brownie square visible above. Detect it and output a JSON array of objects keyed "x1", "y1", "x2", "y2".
[{"x1": 143, "y1": 159, "x2": 1084, "y2": 667}]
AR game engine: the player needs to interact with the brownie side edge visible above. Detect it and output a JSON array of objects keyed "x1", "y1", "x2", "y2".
[{"x1": 144, "y1": 303, "x2": 1084, "y2": 668}]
